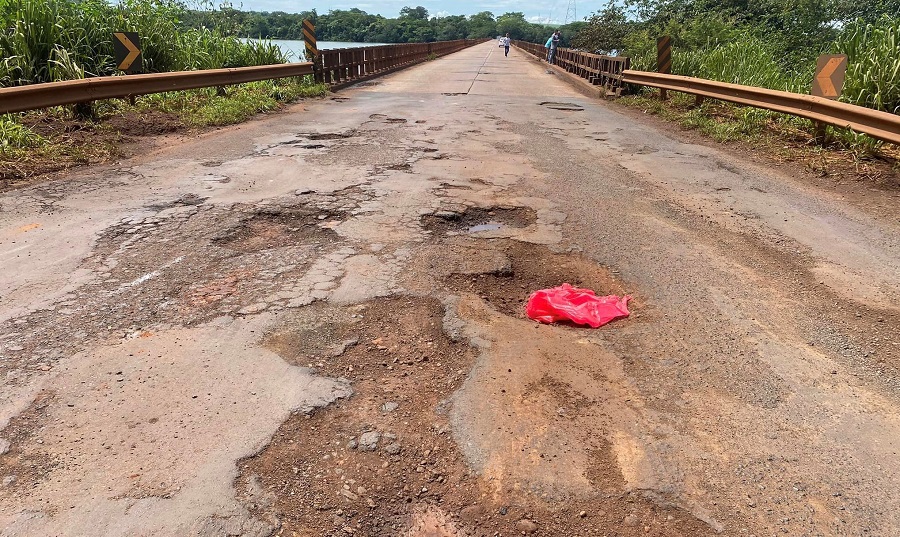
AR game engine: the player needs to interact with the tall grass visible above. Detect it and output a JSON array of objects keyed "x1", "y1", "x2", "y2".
[
  {"x1": 0, "y1": 0, "x2": 287, "y2": 86},
  {"x1": 667, "y1": 37, "x2": 812, "y2": 92},
  {"x1": 837, "y1": 17, "x2": 900, "y2": 113}
]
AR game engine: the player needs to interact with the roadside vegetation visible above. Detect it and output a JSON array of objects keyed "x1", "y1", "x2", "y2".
[
  {"x1": 570, "y1": 0, "x2": 899, "y2": 167},
  {"x1": 0, "y1": 0, "x2": 326, "y2": 185},
  {"x1": 184, "y1": 6, "x2": 585, "y2": 46}
]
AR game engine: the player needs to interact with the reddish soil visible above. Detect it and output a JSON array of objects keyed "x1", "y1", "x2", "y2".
[{"x1": 238, "y1": 296, "x2": 713, "y2": 537}]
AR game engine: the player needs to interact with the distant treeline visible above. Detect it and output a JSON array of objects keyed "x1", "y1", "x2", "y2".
[{"x1": 182, "y1": 6, "x2": 587, "y2": 46}]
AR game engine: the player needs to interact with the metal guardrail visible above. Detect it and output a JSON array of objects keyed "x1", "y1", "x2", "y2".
[
  {"x1": 622, "y1": 71, "x2": 900, "y2": 145},
  {"x1": 511, "y1": 40, "x2": 630, "y2": 96},
  {"x1": 0, "y1": 63, "x2": 314, "y2": 115},
  {"x1": 0, "y1": 39, "x2": 483, "y2": 114},
  {"x1": 320, "y1": 39, "x2": 480, "y2": 85}
]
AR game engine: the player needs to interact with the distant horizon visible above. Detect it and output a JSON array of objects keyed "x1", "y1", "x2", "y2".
[{"x1": 215, "y1": 1, "x2": 582, "y2": 25}]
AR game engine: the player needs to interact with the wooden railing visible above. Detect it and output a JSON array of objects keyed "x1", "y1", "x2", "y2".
[
  {"x1": 511, "y1": 40, "x2": 631, "y2": 96},
  {"x1": 319, "y1": 40, "x2": 481, "y2": 86}
]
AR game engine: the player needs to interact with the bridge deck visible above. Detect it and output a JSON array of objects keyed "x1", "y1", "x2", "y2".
[{"x1": 1, "y1": 41, "x2": 898, "y2": 537}]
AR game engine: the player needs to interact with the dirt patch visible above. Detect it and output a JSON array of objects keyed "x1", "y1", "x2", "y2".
[
  {"x1": 214, "y1": 207, "x2": 341, "y2": 253},
  {"x1": 105, "y1": 110, "x2": 184, "y2": 136},
  {"x1": 0, "y1": 391, "x2": 58, "y2": 495},
  {"x1": 240, "y1": 296, "x2": 715, "y2": 537},
  {"x1": 421, "y1": 206, "x2": 537, "y2": 235},
  {"x1": 585, "y1": 439, "x2": 627, "y2": 490}
]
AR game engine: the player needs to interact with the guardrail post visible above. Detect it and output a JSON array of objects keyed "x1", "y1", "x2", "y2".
[{"x1": 657, "y1": 36, "x2": 672, "y2": 100}]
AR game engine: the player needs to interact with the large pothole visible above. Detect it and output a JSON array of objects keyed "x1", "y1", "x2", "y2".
[
  {"x1": 421, "y1": 206, "x2": 537, "y2": 236},
  {"x1": 213, "y1": 207, "x2": 342, "y2": 253},
  {"x1": 445, "y1": 240, "x2": 635, "y2": 320},
  {"x1": 239, "y1": 296, "x2": 714, "y2": 537}
]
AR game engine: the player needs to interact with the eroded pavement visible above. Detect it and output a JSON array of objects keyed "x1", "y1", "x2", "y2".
[{"x1": 1, "y1": 42, "x2": 899, "y2": 537}]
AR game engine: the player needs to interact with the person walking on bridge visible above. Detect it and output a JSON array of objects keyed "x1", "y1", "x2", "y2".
[{"x1": 502, "y1": 33, "x2": 511, "y2": 57}]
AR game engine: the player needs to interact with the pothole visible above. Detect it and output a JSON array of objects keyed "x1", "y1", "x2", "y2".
[
  {"x1": 214, "y1": 207, "x2": 341, "y2": 253},
  {"x1": 240, "y1": 296, "x2": 712, "y2": 537},
  {"x1": 445, "y1": 240, "x2": 634, "y2": 319},
  {"x1": 146, "y1": 193, "x2": 207, "y2": 211},
  {"x1": 539, "y1": 101, "x2": 585, "y2": 111},
  {"x1": 296, "y1": 130, "x2": 357, "y2": 140},
  {"x1": 421, "y1": 206, "x2": 536, "y2": 235}
]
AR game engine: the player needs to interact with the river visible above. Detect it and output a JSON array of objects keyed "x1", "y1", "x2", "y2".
[{"x1": 246, "y1": 39, "x2": 389, "y2": 62}]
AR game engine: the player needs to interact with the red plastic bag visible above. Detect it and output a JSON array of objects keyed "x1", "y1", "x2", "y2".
[{"x1": 526, "y1": 283, "x2": 630, "y2": 328}]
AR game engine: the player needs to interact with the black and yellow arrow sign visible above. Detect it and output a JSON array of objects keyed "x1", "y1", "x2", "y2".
[
  {"x1": 113, "y1": 32, "x2": 142, "y2": 74},
  {"x1": 302, "y1": 20, "x2": 318, "y2": 60}
]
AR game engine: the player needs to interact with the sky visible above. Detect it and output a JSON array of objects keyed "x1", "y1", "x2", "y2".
[{"x1": 232, "y1": 1, "x2": 581, "y2": 24}]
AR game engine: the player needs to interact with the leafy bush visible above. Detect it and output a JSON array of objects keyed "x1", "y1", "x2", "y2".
[
  {"x1": 837, "y1": 17, "x2": 900, "y2": 113},
  {"x1": 0, "y1": 0, "x2": 287, "y2": 86}
]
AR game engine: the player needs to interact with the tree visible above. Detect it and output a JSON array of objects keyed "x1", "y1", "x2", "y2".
[
  {"x1": 572, "y1": 3, "x2": 630, "y2": 52},
  {"x1": 467, "y1": 11, "x2": 496, "y2": 38},
  {"x1": 399, "y1": 6, "x2": 428, "y2": 20},
  {"x1": 496, "y1": 12, "x2": 528, "y2": 39}
]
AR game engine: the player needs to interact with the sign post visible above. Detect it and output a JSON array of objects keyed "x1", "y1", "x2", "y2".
[
  {"x1": 657, "y1": 36, "x2": 672, "y2": 100},
  {"x1": 811, "y1": 54, "x2": 848, "y2": 142},
  {"x1": 113, "y1": 32, "x2": 142, "y2": 74},
  {"x1": 302, "y1": 20, "x2": 321, "y2": 83}
]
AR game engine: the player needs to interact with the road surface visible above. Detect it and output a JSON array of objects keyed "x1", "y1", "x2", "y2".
[{"x1": 1, "y1": 41, "x2": 898, "y2": 537}]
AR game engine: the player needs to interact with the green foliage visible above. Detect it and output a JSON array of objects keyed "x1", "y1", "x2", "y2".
[
  {"x1": 573, "y1": 3, "x2": 629, "y2": 54},
  {"x1": 137, "y1": 77, "x2": 326, "y2": 126},
  {"x1": 185, "y1": 6, "x2": 582, "y2": 46},
  {"x1": 676, "y1": 37, "x2": 812, "y2": 92},
  {"x1": 0, "y1": 0, "x2": 287, "y2": 86},
  {"x1": 837, "y1": 17, "x2": 900, "y2": 113},
  {"x1": 0, "y1": 115, "x2": 43, "y2": 154}
]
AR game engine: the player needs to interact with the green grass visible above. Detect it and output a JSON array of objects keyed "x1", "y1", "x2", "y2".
[
  {"x1": 0, "y1": 116, "x2": 43, "y2": 152},
  {"x1": 136, "y1": 77, "x2": 327, "y2": 126},
  {"x1": 0, "y1": 0, "x2": 288, "y2": 86},
  {"x1": 618, "y1": 91, "x2": 895, "y2": 168},
  {"x1": 1, "y1": 77, "x2": 328, "y2": 183}
]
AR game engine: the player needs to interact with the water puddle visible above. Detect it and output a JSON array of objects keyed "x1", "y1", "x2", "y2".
[{"x1": 468, "y1": 222, "x2": 504, "y2": 233}]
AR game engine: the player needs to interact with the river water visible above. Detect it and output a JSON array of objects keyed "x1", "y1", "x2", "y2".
[{"x1": 247, "y1": 39, "x2": 388, "y2": 62}]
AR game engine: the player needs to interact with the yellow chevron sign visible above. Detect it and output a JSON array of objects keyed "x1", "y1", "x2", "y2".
[{"x1": 113, "y1": 32, "x2": 142, "y2": 74}]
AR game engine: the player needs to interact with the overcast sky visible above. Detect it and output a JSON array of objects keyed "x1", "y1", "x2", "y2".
[{"x1": 233, "y1": 1, "x2": 581, "y2": 24}]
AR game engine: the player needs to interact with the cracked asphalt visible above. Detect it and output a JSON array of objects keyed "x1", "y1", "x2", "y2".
[{"x1": 0, "y1": 42, "x2": 898, "y2": 537}]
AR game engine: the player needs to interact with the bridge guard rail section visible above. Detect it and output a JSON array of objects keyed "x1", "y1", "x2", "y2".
[
  {"x1": 0, "y1": 39, "x2": 483, "y2": 114},
  {"x1": 622, "y1": 70, "x2": 900, "y2": 145},
  {"x1": 319, "y1": 39, "x2": 480, "y2": 85},
  {"x1": 511, "y1": 40, "x2": 630, "y2": 96},
  {"x1": 0, "y1": 63, "x2": 314, "y2": 115}
]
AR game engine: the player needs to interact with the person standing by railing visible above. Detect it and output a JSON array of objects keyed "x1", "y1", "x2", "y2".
[
  {"x1": 549, "y1": 31, "x2": 561, "y2": 64},
  {"x1": 545, "y1": 31, "x2": 561, "y2": 64},
  {"x1": 503, "y1": 34, "x2": 511, "y2": 57}
]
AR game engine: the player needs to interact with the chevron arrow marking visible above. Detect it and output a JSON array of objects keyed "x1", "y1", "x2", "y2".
[
  {"x1": 815, "y1": 57, "x2": 845, "y2": 98},
  {"x1": 114, "y1": 33, "x2": 141, "y2": 71}
]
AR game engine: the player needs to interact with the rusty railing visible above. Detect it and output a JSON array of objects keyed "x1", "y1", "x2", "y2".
[
  {"x1": 0, "y1": 63, "x2": 314, "y2": 115},
  {"x1": 319, "y1": 39, "x2": 480, "y2": 85},
  {"x1": 511, "y1": 40, "x2": 631, "y2": 96},
  {"x1": 0, "y1": 39, "x2": 483, "y2": 114},
  {"x1": 622, "y1": 71, "x2": 900, "y2": 145}
]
